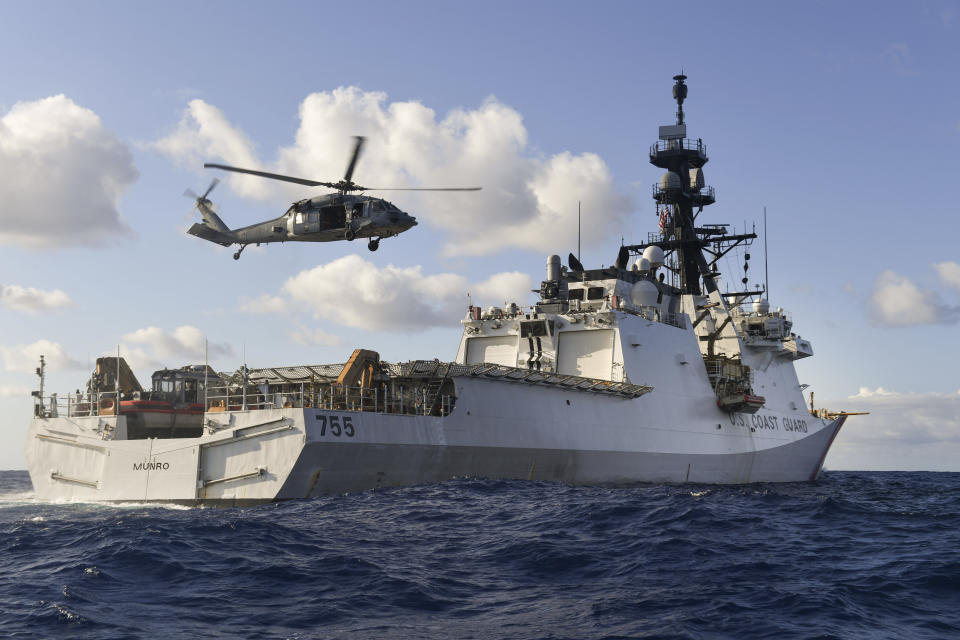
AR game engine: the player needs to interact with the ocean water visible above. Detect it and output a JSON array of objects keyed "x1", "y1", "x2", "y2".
[{"x1": 1, "y1": 470, "x2": 958, "y2": 640}]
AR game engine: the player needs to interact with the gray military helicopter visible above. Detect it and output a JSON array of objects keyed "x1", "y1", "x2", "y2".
[{"x1": 186, "y1": 136, "x2": 480, "y2": 259}]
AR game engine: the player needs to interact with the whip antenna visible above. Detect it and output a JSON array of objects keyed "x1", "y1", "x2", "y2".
[
  {"x1": 764, "y1": 206, "x2": 769, "y2": 298},
  {"x1": 578, "y1": 200, "x2": 581, "y2": 262}
]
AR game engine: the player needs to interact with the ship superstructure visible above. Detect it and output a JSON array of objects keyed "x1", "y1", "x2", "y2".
[{"x1": 24, "y1": 76, "x2": 847, "y2": 505}]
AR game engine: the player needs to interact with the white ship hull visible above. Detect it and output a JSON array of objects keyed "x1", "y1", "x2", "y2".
[{"x1": 25, "y1": 374, "x2": 844, "y2": 506}]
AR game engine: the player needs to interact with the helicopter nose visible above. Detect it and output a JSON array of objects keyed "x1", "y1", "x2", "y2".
[{"x1": 399, "y1": 213, "x2": 416, "y2": 229}]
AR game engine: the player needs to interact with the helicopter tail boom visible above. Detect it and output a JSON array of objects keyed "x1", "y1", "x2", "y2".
[
  {"x1": 194, "y1": 198, "x2": 230, "y2": 234},
  {"x1": 186, "y1": 184, "x2": 234, "y2": 247}
]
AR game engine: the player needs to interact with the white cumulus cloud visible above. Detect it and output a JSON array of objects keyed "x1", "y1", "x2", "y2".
[
  {"x1": 290, "y1": 326, "x2": 342, "y2": 347},
  {"x1": 238, "y1": 294, "x2": 289, "y2": 314},
  {"x1": 1, "y1": 339, "x2": 83, "y2": 373},
  {"x1": 279, "y1": 255, "x2": 532, "y2": 331},
  {"x1": 155, "y1": 88, "x2": 635, "y2": 256},
  {"x1": 120, "y1": 326, "x2": 233, "y2": 372},
  {"x1": 155, "y1": 99, "x2": 266, "y2": 199},
  {"x1": 933, "y1": 261, "x2": 960, "y2": 291},
  {"x1": 825, "y1": 387, "x2": 960, "y2": 471},
  {"x1": 868, "y1": 269, "x2": 959, "y2": 326},
  {"x1": 1, "y1": 284, "x2": 72, "y2": 313},
  {"x1": 0, "y1": 95, "x2": 137, "y2": 247},
  {"x1": 0, "y1": 384, "x2": 31, "y2": 397}
]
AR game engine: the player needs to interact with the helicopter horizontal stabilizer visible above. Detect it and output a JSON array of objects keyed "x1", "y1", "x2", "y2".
[{"x1": 187, "y1": 223, "x2": 233, "y2": 247}]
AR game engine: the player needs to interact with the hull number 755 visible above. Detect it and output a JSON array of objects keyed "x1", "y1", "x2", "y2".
[{"x1": 316, "y1": 414, "x2": 355, "y2": 437}]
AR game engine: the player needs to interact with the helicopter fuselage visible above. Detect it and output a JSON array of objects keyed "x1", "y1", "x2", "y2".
[
  {"x1": 189, "y1": 193, "x2": 417, "y2": 257},
  {"x1": 191, "y1": 136, "x2": 475, "y2": 258}
]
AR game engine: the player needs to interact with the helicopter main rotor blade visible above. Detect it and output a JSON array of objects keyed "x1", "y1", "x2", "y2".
[
  {"x1": 343, "y1": 136, "x2": 365, "y2": 184},
  {"x1": 205, "y1": 162, "x2": 481, "y2": 193},
  {"x1": 357, "y1": 187, "x2": 483, "y2": 191},
  {"x1": 204, "y1": 163, "x2": 336, "y2": 189}
]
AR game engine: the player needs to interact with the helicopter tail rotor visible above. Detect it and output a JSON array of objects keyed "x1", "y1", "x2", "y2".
[
  {"x1": 184, "y1": 178, "x2": 220, "y2": 207},
  {"x1": 184, "y1": 178, "x2": 231, "y2": 239}
]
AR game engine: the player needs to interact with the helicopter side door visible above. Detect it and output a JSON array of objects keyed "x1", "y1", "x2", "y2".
[
  {"x1": 305, "y1": 211, "x2": 320, "y2": 233},
  {"x1": 320, "y1": 205, "x2": 347, "y2": 231}
]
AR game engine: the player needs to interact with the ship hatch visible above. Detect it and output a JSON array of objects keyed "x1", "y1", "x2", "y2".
[
  {"x1": 466, "y1": 336, "x2": 517, "y2": 366},
  {"x1": 557, "y1": 330, "x2": 614, "y2": 380}
]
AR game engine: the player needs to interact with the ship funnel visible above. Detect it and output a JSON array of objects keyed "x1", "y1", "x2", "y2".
[{"x1": 546, "y1": 254, "x2": 561, "y2": 281}]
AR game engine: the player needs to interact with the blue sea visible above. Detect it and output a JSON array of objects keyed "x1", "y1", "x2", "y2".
[{"x1": 1, "y1": 470, "x2": 958, "y2": 639}]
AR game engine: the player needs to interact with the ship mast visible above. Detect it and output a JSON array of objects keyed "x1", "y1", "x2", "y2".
[{"x1": 625, "y1": 74, "x2": 756, "y2": 297}]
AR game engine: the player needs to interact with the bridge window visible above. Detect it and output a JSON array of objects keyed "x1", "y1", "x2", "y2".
[
  {"x1": 568, "y1": 288, "x2": 584, "y2": 301},
  {"x1": 520, "y1": 320, "x2": 550, "y2": 338},
  {"x1": 587, "y1": 287, "x2": 605, "y2": 300}
]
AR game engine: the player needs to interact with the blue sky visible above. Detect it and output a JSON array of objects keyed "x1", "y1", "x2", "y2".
[{"x1": 1, "y1": 1, "x2": 958, "y2": 470}]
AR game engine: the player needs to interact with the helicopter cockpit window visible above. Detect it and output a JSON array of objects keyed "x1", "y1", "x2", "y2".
[
  {"x1": 295, "y1": 212, "x2": 304, "y2": 224},
  {"x1": 371, "y1": 200, "x2": 385, "y2": 212}
]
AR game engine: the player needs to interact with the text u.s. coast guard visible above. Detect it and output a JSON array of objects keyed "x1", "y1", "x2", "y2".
[{"x1": 728, "y1": 413, "x2": 808, "y2": 433}]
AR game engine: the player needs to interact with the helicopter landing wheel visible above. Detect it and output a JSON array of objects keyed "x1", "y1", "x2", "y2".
[
  {"x1": 345, "y1": 230, "x2": 356, "y2": 241},
  {"x1": 367, "y1": 238, "x2": 380, "y2": 252},
  {"x1": 233, "y1": 244, "x2": 248, "y2": 260}
]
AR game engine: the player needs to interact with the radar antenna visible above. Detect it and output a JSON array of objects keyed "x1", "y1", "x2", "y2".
[
  {"x1": 624, "y1": 74, "x2": 758, "y2": 297},
  {"x1": 673, "y1": 74, "x2": 688, "y2": 125}
]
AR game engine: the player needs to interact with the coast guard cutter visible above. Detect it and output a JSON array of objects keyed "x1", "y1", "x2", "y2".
[{"x1": 25, "y1": 76, "x2": 848, "y2": 505}]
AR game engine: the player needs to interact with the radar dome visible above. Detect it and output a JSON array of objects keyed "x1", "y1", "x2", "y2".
[
  {"x1": 659, "y1": 171, "x2": 682, "y2": 191},
  {"x1": 642, "y1": 245, "x2": 665, "y2": 268},
  {"x1": 634, "y1": 257, "x2": 651, "y2": 272},
  {"x1": 752, "y1": 299, "x2": 770, "y2": 314},
  {"x1": 630, "y1": 280, "x2": 660, "y2": 307}
]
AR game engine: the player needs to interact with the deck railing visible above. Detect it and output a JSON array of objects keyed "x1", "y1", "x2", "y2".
[
  {"x1": 34, "y1": 383, "x2": 456, "y2": 421},
  {"x1": 649, "y1": 138, "x2": 707, "y2": 156},
  {"x1": 34, "y1": 391, "x2": 117, "y2": 419},
  {"x1": 204, "y1": 382, "x2": 455, "y2": 417}
]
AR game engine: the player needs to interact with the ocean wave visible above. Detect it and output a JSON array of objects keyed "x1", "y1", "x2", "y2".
[{"x1": 1, "y1": 471, "x2": 958, "y2": 639}]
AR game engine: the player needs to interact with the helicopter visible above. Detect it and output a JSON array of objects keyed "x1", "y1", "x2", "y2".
[{"x1": 186, "y1": 136, "x2": 480, "y2": 259}]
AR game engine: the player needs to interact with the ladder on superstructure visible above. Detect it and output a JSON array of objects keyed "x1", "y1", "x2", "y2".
[{"x1": 422, "y1": 361, "x2": 452, "y2": 416}]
